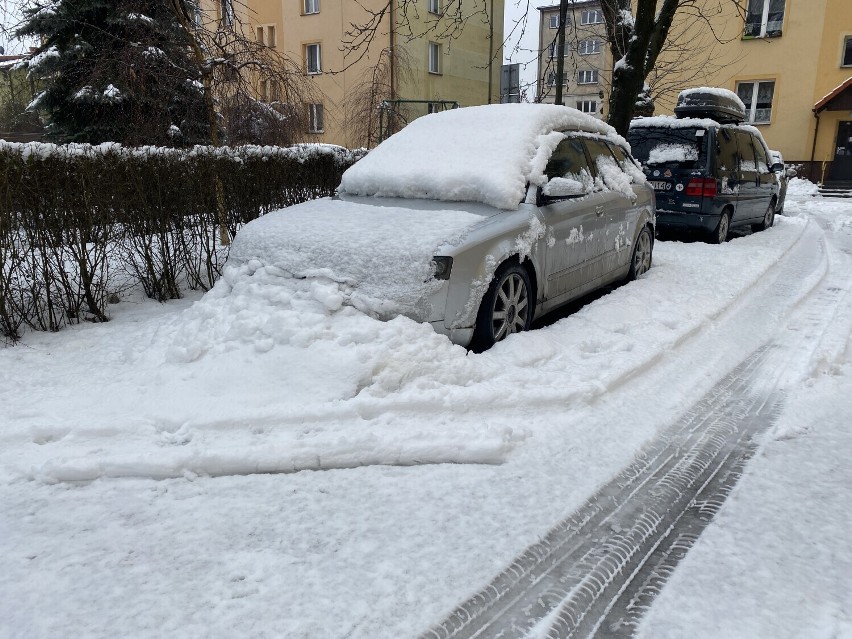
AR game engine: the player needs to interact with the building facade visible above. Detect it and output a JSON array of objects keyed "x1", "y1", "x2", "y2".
[
  {"x1": 656, "y1": 0, "x2": 852, "y2": 184},
  {"x1": 536, "y1": 1, "x2": 611, "y2": 119},
  {"x1": 230, "y1": 0, "x2": 504, "y2": 148}
]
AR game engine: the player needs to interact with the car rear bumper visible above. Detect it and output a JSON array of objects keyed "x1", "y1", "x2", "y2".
[{"x1": 655, "y1": 209, "x2": 721, "y2": 234}]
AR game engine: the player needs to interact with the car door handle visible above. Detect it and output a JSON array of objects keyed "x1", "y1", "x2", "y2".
[{"x1": 595, "y1": 205, "x2": 605, "y2": 217}]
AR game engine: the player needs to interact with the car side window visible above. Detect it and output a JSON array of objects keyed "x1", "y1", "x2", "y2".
[
  {"x1": 544, "y1": 137, "x2": 590, "y2": 180},
  {"x1": 584, "y1": 138, "x2": 637, "y2": 197},
  {"x1": 716, "y1": 128, "x2": 739, "y2": 174},
  {"x1": 542, "y1": 136, "x2": 594, "y2": 197},
  {"x1": 752, "y1": 136, "x2": 770, "y2": 172},
  {"x1": 735, "y1": 130, "x2": 757, "y2": 174}
]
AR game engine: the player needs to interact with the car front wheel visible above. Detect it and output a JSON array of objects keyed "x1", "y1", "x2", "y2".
[
  {"x1": 710, "y1": 211, "x2": 730, "y2": 244},
  {"x1": 753, "y1": 200, "x2": 776, "y2": 232},
  {"x1": 471, "y1": 262, "x2": 532, "y2": 351}
]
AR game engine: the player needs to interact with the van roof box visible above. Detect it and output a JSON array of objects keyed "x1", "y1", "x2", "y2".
[{"x1": 674, "y1": 88, "x2": 746, "y2": 124}]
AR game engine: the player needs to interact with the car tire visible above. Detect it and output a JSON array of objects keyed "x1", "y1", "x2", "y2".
[
  {"x1": 627, "y1": 226, "x2": 653, "y2": 281},
  {"x1": 471, "y1": 262, "x2": 533, "y2": 351},
  {"x1": 709, "y1": 211, "x2": 730, "y2": 244},
  {"x1": 753, "y1": 200, "x2": 776, "y2": 232}
]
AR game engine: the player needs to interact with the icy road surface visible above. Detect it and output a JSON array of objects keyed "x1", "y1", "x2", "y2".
[{"x1": 1, "y1": 185, "x2": 851, "y2": 638}]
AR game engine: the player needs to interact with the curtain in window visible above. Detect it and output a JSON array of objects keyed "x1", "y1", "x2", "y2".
[
  {"x1": 755, "y1": 81, "x2": 775, "y2": 123},
  {"x1": 744, "y1": 0, "x2": 763, "y2": 37},
  {"x1": 766, "y1": 0, "x2": 785, "y2": 36}
]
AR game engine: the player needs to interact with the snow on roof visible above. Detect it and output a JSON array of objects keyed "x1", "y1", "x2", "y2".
[
  {"x1": 629, "y1": 115, "x2": 721, "y2": 130},
  {"x1": 814, "y1": 76, "x2": 852, "y2": 113},
  {"x1": 679, "y1": 87, "x2": 746, "y2": 112},
  {"x1": 339, "y1": 103, "x2": 623, "y2": 211}
]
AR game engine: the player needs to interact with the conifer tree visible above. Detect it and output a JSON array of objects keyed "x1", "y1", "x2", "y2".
[{"x1": 17, "y1": 0, "x2": 209, "y2": 145}]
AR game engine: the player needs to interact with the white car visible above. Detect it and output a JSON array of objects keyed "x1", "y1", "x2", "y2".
[{"x1": 228, "y1": 104, "x2": 655, "y2": 350}]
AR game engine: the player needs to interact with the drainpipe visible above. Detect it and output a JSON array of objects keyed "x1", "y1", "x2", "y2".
[
  {"x1": 487, "y1": 0, "x2": 494, "y2": 104},
  {"x1": 810, "y1": 109, "x2": 821, "y2": 183},
  {"x1": 389, "y1": 4, "x2": 395, "y2": 101}
]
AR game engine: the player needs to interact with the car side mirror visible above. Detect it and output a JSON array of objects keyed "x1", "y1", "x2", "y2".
[
  {"x1": 785, "y1": 167, "x2": 797, "y2": 178},
  {"x1": 771, "y1": 162, "x2": 784, "y2": 173}
]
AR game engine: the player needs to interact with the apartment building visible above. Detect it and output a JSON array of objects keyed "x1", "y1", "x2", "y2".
[
  {"x1": 656, "y1": 0, "x2": 852, "y2": 184},
  {"x1": 536, "y1": 1, "x2": 610, "y2": 119},
  {"x1": 208, "y1": 0, "x2": 504, "y2": 148}
]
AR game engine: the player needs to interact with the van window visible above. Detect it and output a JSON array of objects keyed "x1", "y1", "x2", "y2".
[
  {"x1": 627, "y1": 127, "x2": 708, "y2": 169},
  {"x1": 734, "y1": 130, "x2": 757, "y2": 174},
  {"x1": 752, "y1": 136, "x2": 770, "y2": 172},
  {"x1": 716, "y1": 128, "x2": 739, "y2": 173}
]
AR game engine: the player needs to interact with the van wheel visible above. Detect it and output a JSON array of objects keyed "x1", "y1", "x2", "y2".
[
  {"x1": 710, "y1": 211, "x2": 730, "y2": 244},
  {"x1": 753, "y1": 201, "x2": 775, "y2": 232},
  {"x1": 470, "y1": 262, "x2": 532, "y2": 352}
]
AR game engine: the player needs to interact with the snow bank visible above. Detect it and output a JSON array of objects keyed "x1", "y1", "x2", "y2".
[
  {"x1": 787, "y1": 177, "x2": 820, "y2": 197},
  {"x1": 340, "y1": 103, "x2": 625, "y2": 210}
]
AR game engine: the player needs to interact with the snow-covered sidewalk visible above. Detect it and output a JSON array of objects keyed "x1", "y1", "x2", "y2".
[{"x1": 2, "y1": 188, "x2": 851, "y2": 638}]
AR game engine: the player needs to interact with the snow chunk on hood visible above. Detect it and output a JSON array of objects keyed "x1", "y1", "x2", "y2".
[
  {"x1": 340, "y1": 103, "x2": 623, "y2": 211},
  {"x1": 228, "y1": 197, "x2": 483, "y2": 320}
]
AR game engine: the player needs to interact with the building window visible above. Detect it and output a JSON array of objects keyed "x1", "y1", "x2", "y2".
[
  {"x1": 744, "y1": 0, "x2": 784, "y2": 38},
  {"x1": 304, "y1": 0, "x2": 319, "y2": 14},
  {"x1": 578, "y1": 70, "x2": 599, "y2": 84},
  {"x1": 843, "y1": 36, "x2": 852, "y2": 67},
  {"x1": 547, "y1": 71, "x2": 567, "y2": 86},
  {"x1": 256, "y1": 25, "x2": 276, "y2": 47},
  {"x1": 260, "y1": 79, "x2": 280, "y2": 102},
  {"x1": 577, "y1": 100, "x2": 597, "y2": 113},
  {"x1": 308, "y1": 103, "x2": 324, "y2": 133},
  {"x1": 428, "y1": 0, "x2": 441, "y2": 15},
  {"x1": 305, "y1": 43, "x2": 321, "y2": 74},
  {"x1": 549, "y1": 14, "x2": 560, "y2": 29},
  {"x1": 736, "y1": 80, "x2": 775, "y2": 124},
  {"x1": 220, "y1": 0, "x2": 234, "y2": 27},
  {"x1": 581, "y1": 10, "x2": 603, "y2": 25},
  {"x1": 579, "y1": 39, "x2": 601, "y2": 55},
  {"x1": 428, "y1": 42, "x2": 442, "y2": 74}
]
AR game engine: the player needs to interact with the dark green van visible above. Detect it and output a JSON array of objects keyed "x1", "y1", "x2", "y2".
[{"x1": 627, "y1": 89, "x2": 781, "y2": 243}]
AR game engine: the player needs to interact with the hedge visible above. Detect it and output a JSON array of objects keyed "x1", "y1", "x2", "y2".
[{"x1": 0, "y1": 141, "x2": 364, "y2": 341}]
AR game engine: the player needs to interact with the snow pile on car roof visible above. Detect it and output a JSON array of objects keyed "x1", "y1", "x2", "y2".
[{"x1": 340, "y1": 103, "x2": 622, "y2": 210}]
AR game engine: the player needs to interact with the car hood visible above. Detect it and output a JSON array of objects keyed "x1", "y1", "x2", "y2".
[{"x1": 228, "y1": 195, "x2": 492, "y2": 320}]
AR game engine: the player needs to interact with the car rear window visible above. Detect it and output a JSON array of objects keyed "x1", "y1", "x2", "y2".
[{"x1": 627, "y1": 127, "x2": 708, "y2": 170}]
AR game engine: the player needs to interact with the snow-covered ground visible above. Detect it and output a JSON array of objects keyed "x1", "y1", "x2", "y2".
[{"x1": 1, "y1": 182, "x2": 850, "y2": 638}]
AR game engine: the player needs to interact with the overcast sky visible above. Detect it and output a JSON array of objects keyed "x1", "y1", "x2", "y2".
[{"x1": 503, "y1": 0, "x2": 544, "y2": 97}]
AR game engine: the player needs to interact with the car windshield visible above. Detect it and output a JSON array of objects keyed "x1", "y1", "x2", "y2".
[{"x1": 628, "y1": 127, "x2": 708, "y2": 170}]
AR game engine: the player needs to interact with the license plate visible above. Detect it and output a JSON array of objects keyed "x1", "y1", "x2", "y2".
[{"x1": 650, "y1": 180, "x2": 671, "y2": 191}]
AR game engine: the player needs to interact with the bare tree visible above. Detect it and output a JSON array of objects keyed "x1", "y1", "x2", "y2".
[
  {"x1": 599, "y1": 0, "x2": 744, "y2": 135},
  {"x1": 344, "y1": 45, "x2": 416, "y2": 148}
]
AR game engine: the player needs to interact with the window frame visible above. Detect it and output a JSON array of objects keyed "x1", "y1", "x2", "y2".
[
  {"x1": 305, "y1": 43, "x2": 322, "y2": 74},
  {"x1": 549, "y1": 14, "x2": 560, "y2": 29},
  {"x1": 576, "y1": 100, "x2": 598, "y2": 114},
  {"x1": 743, "y1": 0, "x2": 785, "y2": 38},
  {"x1": 308, "y1": 103, "x2": 324, "y2": 134},
  {"x1": 736, "y1": 80, "x2": 775, "y2": 124},
  {"x1": 843, "y1": 35, "x2": 852, "y2": 67},
  {"x1": 428, "y1": 41, "x2": 442, "y2": 74},
  {"x1": 577, "y1": 69, "x2": 599, "y2": 85},
  {"x1": 581, "y1": 9, "x2": 603, "y2": 25},
  {"x1": 428, "y1": 0, "x2": 441, "y2": 15},
  {"x1": 578, "y1": 39, "x2": 601, "y2": 55},
  {"x1": 303, "y1": 0, "x2": 320, "y2": 15},
  {"x1": 256, "y1": 24, "x2": 276, "y2": 47}
]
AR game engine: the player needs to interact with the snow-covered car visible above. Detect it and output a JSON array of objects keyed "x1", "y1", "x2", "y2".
[
  {"x1": 228, "y1": 104, "x2": 655, "y2": 350},
  {"x1": 769, "y1": 150, "x2": 796, "y2": 214}
]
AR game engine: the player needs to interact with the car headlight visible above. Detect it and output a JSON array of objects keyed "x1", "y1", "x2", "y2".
[{"x1": 431, "y1": 256, "x2": 453, "y2": 280}]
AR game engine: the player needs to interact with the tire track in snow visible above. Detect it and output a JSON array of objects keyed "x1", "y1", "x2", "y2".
[{"x1": 420, "y1": 215, "x2": 852, "y2": 639}]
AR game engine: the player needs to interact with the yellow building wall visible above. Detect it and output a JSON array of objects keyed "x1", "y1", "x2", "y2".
[
  {"x1": 244, "y1": 0, "x2": 503, "y2": 148},
  {"x1": 656, "y1": 0, "x2": 852, "y2": 169}
]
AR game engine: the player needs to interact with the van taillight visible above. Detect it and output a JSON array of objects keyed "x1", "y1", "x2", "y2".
[{"x1": 685, "y1": 178, "x2": 717, "y2": 198}]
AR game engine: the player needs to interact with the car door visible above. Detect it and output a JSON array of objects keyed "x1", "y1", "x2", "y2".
[
  {"x1": 733, "y1": 130, "x2": 761, "y2": 221},
  {"x1": 537, "y1": 135, "x2": 608, "y2": 302},
  {"x1": 715, "y1": 127, "x2": 741, "y2": 215},
  {"x1": 751, "y1": 135, "x2": 777, "y2": 215}
]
